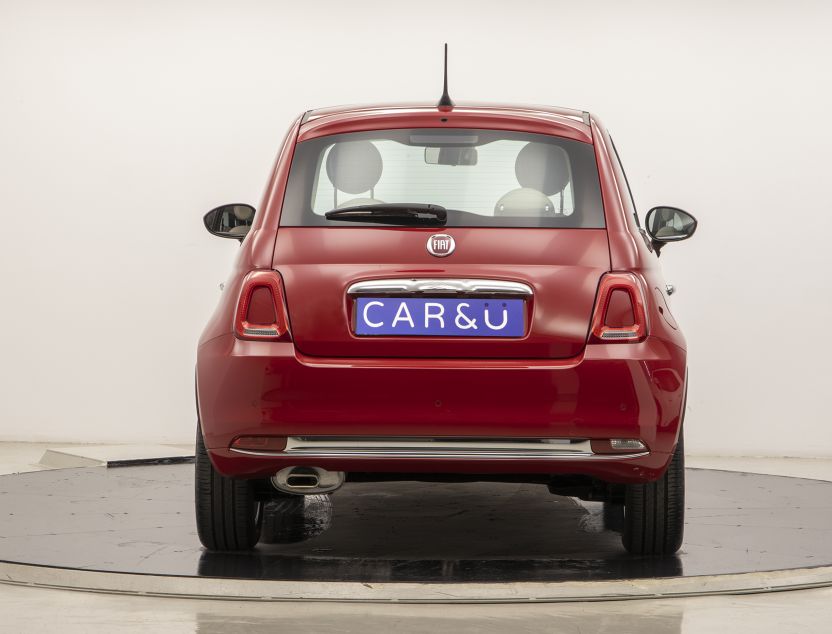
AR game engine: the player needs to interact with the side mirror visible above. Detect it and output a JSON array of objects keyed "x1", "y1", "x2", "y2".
[
  {"x1": 203, "y1": 204, "x2": 256, "y2": 241},
  {"x1": 645, "y1": 206, "x2": 697, "y2": 254}
]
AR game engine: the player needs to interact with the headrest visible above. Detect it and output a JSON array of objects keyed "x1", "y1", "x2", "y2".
[
  {"x1": 515, "y1": 143, "x2": 570, "y2": 195},
  {"x1": 494, "y1": 188, "x2": 554, "y2": 216},
  {"x1": 326, "y1": 141, "x2": 383, "y2": 194},
  {"x1": 233, "y1": 206, "x2": 254, "y2": 222}
]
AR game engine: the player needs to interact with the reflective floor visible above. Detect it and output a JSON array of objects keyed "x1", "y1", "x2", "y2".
[
  {"x1": 1, "y1": 449, "x2": 832, "y2": 632},
  {"x1": 1, "y1": 580, "x2": 831, "y2": 634},
  {"x1": 1, "y1": 464, "x2": 831, "y2": 584}
]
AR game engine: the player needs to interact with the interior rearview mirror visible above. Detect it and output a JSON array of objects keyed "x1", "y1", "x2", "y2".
[
  {"x1": 424, "y1": 146, "x2": 478, "y2": 166},
  {"x1": 203, "y1": 204, "x2": 256, "y2": 240},
  {"x1": 645, "y1": 206, "x2": 697, "y2": 253}
]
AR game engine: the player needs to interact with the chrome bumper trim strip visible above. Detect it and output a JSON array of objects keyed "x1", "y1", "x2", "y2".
[
  {"x1": 287, "y1": 436, "x2": 589, "y2": 452},
  {"x1": 229, "y1": 437, "x2": 649, "y2": 460},
  {"x1": 229, "y1": 447, "x2": 649, "y2": 460},
  {"x1": 346, "y1": 278, "x2": 533, "y2": 297}
]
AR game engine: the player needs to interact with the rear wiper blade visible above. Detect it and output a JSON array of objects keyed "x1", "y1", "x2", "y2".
[{"x1": 324, "y1": 203, "x2": 447, "y2": 226}]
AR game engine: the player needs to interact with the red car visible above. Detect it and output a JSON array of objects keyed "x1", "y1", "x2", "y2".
[{"x1": 196, "y1": 99, "x2": 696, "y2": 556}]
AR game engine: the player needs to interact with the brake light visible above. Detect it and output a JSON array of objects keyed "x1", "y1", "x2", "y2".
[
  {"x1": 231, "y1": 436, "x2": 287, "y2": 452},
  {"x1": 234, "y1": 270, "x2": 291, "y2": 341},
  {"x1": 589, "y1": 272, "x2": 648, "y2": 343},
  {"x1": 590, "y1": 438, "x2": 647, "y2": 454}
]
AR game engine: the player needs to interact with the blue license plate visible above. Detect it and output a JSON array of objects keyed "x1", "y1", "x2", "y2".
[{"x1": 354, "y1": 297, "x2": 526, "y2": 337}]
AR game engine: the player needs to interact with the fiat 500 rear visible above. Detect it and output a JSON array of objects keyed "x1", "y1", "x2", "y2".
[{"x1": 195, "y1": 103, "x2": 696, "y2": 556}]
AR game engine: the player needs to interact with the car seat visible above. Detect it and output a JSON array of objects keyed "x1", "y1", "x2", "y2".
[
  {"x1": 495, "y1": 143, "x2": 570, "y2": 216},
  {"x1": 326, "y1": 141, "x2": 385, "y2": 209}
]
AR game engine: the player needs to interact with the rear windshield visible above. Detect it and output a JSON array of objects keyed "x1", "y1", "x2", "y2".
[{"x1": 281, "y1": 128, "x2": 604, "y2": 228}]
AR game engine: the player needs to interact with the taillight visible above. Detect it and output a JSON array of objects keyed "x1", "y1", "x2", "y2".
[
  {"x1": 230, "y1": 436, "x2": 287, "y2": 452},
  {"x1": 589, "y1": 272, "x2": 648, "y2": 343},
  {"x1": 234, "y1": 270, "x2": 291, "y2": 341}
]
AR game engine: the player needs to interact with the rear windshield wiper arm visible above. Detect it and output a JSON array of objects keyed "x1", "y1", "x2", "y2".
[{"x1": 324, "y1": 203, "x2": 447, "y2": 226}]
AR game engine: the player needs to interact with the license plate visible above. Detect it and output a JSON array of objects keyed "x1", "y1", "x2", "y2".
[{"x1": 354, "y1": 297, "x2": 526, "y2": 337}]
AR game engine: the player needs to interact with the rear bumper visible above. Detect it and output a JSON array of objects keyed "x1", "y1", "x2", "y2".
[{"x1": 197, "y1": 335, "x2": 686, "y2": 483}]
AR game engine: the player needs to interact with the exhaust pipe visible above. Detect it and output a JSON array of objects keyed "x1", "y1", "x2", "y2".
[{"x1": 271, "y1": 466, "x2": 344, "y2": 495}]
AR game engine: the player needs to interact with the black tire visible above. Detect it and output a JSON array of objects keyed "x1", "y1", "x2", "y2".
[
  {"x1": 259, "y1": 495, "x2": 306, "y2": 544},
  {"x1": 602, "y1": 498, "x2": 625, "y2": 532},
  {"x1": 621, "y1": 432, "x2": 685, "y2": 556},
  {"x1": 195, "y1": 426, "x2": 262, "y2": 551}
]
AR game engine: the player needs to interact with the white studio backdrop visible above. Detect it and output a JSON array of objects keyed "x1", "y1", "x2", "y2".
[{"x1": 1, "y1": 0, "x2": 830, "y2": 455}]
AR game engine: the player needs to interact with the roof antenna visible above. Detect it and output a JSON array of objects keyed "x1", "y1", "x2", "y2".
[{"x1": 437, "y1": 43, "x2": 454, "y2": 109}]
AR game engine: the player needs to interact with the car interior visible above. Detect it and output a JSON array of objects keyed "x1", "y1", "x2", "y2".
[{"x1": 324, "y1": 139, "x2": 573, "y2": 217}]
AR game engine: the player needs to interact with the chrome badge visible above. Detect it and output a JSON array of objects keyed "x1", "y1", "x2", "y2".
[{"x1": 427, "y1": 233, "x2": 455, "y2": 257}]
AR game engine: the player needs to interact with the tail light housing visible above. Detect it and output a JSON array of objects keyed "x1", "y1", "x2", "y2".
[
  {"x1": 234, "y1": 270, "x2": 291, "y2": 341},
  {"x1": 589, "y1": 272, "x2": 648, "y2": 343}
]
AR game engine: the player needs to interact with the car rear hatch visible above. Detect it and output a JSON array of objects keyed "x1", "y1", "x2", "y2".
[
  {"x1": 273, "y1": 226, "x2": 609, "y2": 359},
  {"x1": 273, "y1": 120, "x2": 609, "y2": 359}
]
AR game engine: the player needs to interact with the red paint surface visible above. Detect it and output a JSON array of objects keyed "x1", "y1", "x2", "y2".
[
  {"x1": 197, "y1": 103, "x2": 688, "y2": 484},
  {"x1": 274, "y1": 227, "x2": 609, "y2": 359}
]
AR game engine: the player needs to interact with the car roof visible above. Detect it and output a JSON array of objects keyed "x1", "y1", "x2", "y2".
[{"x1": 297, "y1": 102, "x2": 594, "y2": 144}]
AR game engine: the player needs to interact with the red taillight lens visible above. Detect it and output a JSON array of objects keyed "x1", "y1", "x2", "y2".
[
  {"x1": 589, "y1": 272, "x2": 648, "y2": 343},
  {"x1": 234, "y1": 270, "x2": 291, "y2": 341},
  {"x1": 246, "y1": 287, "x2": 276, "y2": 324},
  {"x1": 230, "y1": 436, "x2": 287, "y2": 452},
  {"x1": 590, "y1": 439, "x2": 647, "y2": 454}
]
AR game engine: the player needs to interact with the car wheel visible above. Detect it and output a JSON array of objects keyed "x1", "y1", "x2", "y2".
[
  {"x1": 194, "y1": 425, "x2": 262, "y2": 551},
  {"x1": 622, "y1": 431, "x2": 685, "y2": 556},
  {"x1": 259, "y1": 495, "x2": 305, "y2": 544},
  {"x1": 602, "y1": 497, "x2": 625, "y2": 532}
]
